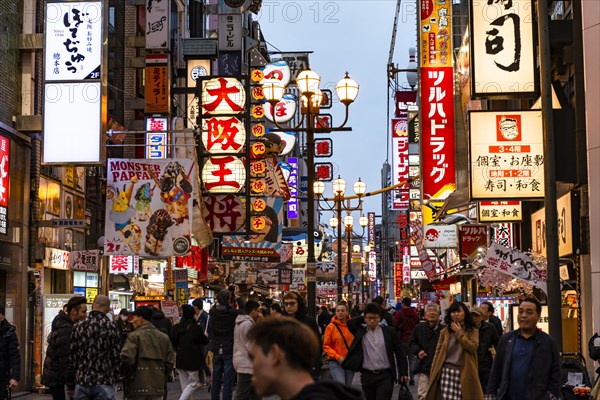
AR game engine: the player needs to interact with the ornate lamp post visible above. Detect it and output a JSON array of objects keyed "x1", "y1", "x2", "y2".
[
  {"x1": 264, "y1": 70, "x2": 359, "y2": 315},
  {"x1": 315, "y1": 176, "x2": 367, "y2": 302}
]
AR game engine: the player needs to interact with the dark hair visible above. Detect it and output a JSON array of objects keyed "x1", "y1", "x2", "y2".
[
  {"x1": 363, "y1": 303, "x2": 382, "y2": 317},
  {"x1": 402, "y1": 297, "x2": 412, "y2": 307},
  {"x1": 372, "y1": 296, "x2": 384, "y2": 305},
  {"x1": 443, "y1": 301, "x2": 475, "y2": 332},
  {"x1": 245, "y1": 300, "x2": 260, "y2": 315},
  {"x1": 191, "y1": 298, "x2": 204, "y2": 309},
  {"x1": 0, "y1": 304, "x2": 4, "y2": 315},
  {"x1": 133, "y1": 306, "x2": 153, "y2": 321},
  {"x1": 181, "y1": 304, "x2": 195, "y2": 319},
  {"x1": 217, "y1": 289, "x2": 231, "y2": 305},
  {"x1": 482, "y1": 302, "x2": 494, "y2": 313},
  {"x1": 520, "y1": 297, "x2": 542, "y2": 315},
  {"x1": 247, "y1": 317, "x2": 318, "y2": 372},
  {"x1": 66, "y1": 296, "x2": 87, "y2": 314},
  {"x1": 260, "y1": 206, "x2": 279, "y2": 243},
  {"x1": 336, "y1": 302, "x2": 348, "y2": 311},
  {"x1": 269, "y1": 303, "x2": 283, "y2": 314}
]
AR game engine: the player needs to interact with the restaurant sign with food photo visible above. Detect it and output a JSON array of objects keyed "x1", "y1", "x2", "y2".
[{"x1": 104, "y1": 158, "x2": 195, "y2": 257}]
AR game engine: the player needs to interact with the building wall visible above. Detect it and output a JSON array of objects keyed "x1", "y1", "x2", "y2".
[
  {"x1": 582, "y1": 0, "x2": 600, "y2": 335},
  {"x1": 0, "y1": 0, "x2": 22, "y2": 125}
]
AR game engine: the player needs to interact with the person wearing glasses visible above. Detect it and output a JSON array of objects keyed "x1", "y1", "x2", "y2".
[
  {"x1": 281, "y1": 292, "x2": 322, "y2": 379},
  {"x1": 341, "y1": 303, "x2": 409, "y2": 400}
]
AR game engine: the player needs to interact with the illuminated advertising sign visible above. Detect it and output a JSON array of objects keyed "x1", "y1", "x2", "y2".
[
  {"x1": 420, "y1": 0, "x2": 455, "y2": 200},
  {"x1": 478, "y1": 200, "x2": 522, "y2": 222},
  {"x1": 531, "y1": 191, "x2": 576, "y2": 257},
  {"x1": 391, "y1": 119, "x2": 409, "y2": 209},
  {"x1": 0, "y1": 135, "x2": 9, "y2": 236},
  {"x1": 145, "y1": 117, "x2": 168, "y2": 159},
  {"x1": 186, "y1": 59, "x2": 211, "y2": 123},
  {"x1": 287, "y1": 157, "x2": 299, "y2": 219},
  {"x1": 470, "y1": 0, "x2": 538, "y2": 98},
  {"x1": 469, "y1": 111, "x2": 544, "y2": 199}
]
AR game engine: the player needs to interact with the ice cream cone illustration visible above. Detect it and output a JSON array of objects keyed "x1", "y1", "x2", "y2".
[{"x1": 144, "y1": 208, "x2": 174, "y2": 255}]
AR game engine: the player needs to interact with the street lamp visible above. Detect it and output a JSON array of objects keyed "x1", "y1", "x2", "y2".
[
  {"x1": 264, "y1": 70, "x2": 359, "y2": 316},
  {"x1": 315, "y1": 176, "x2": 367, "y2": 302}
]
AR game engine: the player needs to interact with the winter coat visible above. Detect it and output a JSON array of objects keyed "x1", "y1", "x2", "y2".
[
  {"x1": 426, "y1": 326, "x2": 483, "y2": 400},
  {"x1": 476, "y1": 321, "x2": 499, "y2": 392},
  {"x1": 233, "y1": 315, "x2": 255, "y2": 374},
  {"x1": 283, "y1": 292, "x2": 322, "y2": 375},
  {"x1": 70, "y1": 310, "x2": 121, "y2": 386},
  {"x1": 0, "y1": 319, "x2": 20, "y2": 382},
  {"x1": 151, "y1": 309, "x2": 172, "y2": 337},
  {"x1": 291, "y1": 380, "x2": 363, "y2": 400},
  {"x1": 42, "y1": 312, "x2": 76, "y2": 389},
  {"x1": 322, "y1": 316, "x2": 354, "y2": 362},
  {"x1": 171, "y1": 318, "x2": 209, "y2": 371},
  {"x1": 408, "y1": 321, "x2": 444, "y2": 375},
  {"x1": 115, "y1": 318, "x2": 133, "y2": 348},
  {"x1": 394, "y1": 307, "x2": 421, "y2": 342},
  {"x1": 487, "y1": 329, "x2": 561, "y2": 400},
  {"x1": 317, "y1": 310, "x2": 332, "y2": 334},
  {"x1": 120, "y1": 322, "x2": 175, "y2": 398},
  {"x1": 342, "y1": 316, "x2": 408, "y2": 379},
  {"x1": 208, "y1": 304, "x2": 242, "y2": 355},
  {"x1": 489, "y1": 315, "x2": 503, "y2": 338}
]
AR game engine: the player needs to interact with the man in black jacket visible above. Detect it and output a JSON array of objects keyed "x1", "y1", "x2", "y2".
[
  {"x1": 342, "y1": 303, "x2": 408, "y2": 400},
  {"x1": 487, "y1": 297, "x2": 561, "y2": 400},
  {"x1": 408, "y1": 302, "x2": 442, "y2": 400},
  {"x1": 43, "y1": 296, "x2": 87, "y2": 400},
  {"x1": 482, "y1": 301, "x2": 504, "y2": 338},
  {"x1": 470, "y1": 306, "x2": 499, "y2": 394},
  {"x1": 209, "y1": 289, "x2": 242, "y2": 400},
  {"x1": 0, "y1": 304, "x2": 20, "y2": 399}
]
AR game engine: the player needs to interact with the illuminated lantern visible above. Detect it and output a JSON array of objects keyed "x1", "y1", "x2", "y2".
[
  {"x1": 250, "y1": 160, "x2": 267, "y2": 177},
  {"x1": 251, "y1": 104, "x2": 265, "y2": 119},
  {"x1": 202, "y1": 194, "x2": 246, "y2": 232},
  {"x1": 263, "y1": 94, "x2": 297, "y2": 123},
  {"x1": 252, "y1": 86, "x2": 265, "y2": 100},
  {"x1": 202, "y1": 117, "x2": 246, "y2": 154},
  {"x1": 271, "y1": 131, "x2": 296, "y2": 156},
  {"x1": 201, "y1": 77, "x2": 246, "y2": 115},
  {"x1": 251, "y1": 216, "x2": 266, "y2": 232},
  {"x1": 251, "y1": 179, "x2": 266, "y2": 194},
  {"x1": 251, "y1": 123, "x2": 266, "y2": 137},
  {"x1": 262, "y1": 61, "x2": 291, "y2": 86},
  {"x1": 252, "y1": 198, "x2": 267, "y2": 212},
  {"x1": 251, "y1": 69, "x2": 264, "y2": 82},
  {"x1": 201, "y1": 156, "x2": 246, "y2": 193},
  {"x1": 251, "y1": 142, "x2": 266, "y2": 158}
]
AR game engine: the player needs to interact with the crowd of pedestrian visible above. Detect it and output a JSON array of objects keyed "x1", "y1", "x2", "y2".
[{"x1": 1, "y1": 293, "x2": 594, "y2": 400}]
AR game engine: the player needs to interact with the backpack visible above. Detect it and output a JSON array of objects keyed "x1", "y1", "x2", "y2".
[{"x1": 589, "y1": 333, "x2": 600, "y2": 361}]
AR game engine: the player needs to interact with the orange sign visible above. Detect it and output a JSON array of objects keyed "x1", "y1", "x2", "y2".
[
  {"x1": 251, "y1": 105, "x2": 265, "y2": 119},
  {"x1": 251, "y1": 69, "x2": 264, "y2": 82},
  {"x1": 252, "y1": 198, "x2": 267, "y2": 212},
  {"x1": 145, "y1": 64, "x2": 169, "y2": 114},
  {"x1": 252, "y1": 123, "x2": 265, "y2": 137},
  {"x1": 420, "y1": 0, "x2": 452, "y2": 68}
]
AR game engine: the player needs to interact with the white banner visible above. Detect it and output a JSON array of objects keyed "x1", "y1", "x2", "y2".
[
  {"x1": 104, "y1": 159, "x2": 195, "y2": 256},
  {"x1": 480, "y1": 242, "x2": 547, "y2": 294}
]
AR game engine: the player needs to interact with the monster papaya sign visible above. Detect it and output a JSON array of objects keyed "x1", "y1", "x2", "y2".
[{"x1": 104, "y1": 158, "x2": 195, "y2": 257}]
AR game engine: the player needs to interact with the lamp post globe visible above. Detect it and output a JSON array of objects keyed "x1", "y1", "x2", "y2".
[{"x1": 335, "y1": 72, "x2": 360, "y2": 105}]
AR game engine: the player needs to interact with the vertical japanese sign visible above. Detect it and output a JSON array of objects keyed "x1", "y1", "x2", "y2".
[
  {"x1": 391, "y1": 119, "x2": 409, "y2": 209},
  {"x1": 394, "y1": 262, "x2": 403, "y2": 298},
  {"x1": 410, "y1": 218, "x2": 436, "y2": 281},
  {"x1": 145, "y1": 117, "x2": 168, "y2": 159},
  {"x1": 43, "y1": 1, "x2": 105, "y2": 163},
  {"x1": 460, "y1": 224, "x2": 489, "y2": 259},
  {"x1": 470, "y1": 0, "x2": 537, "y2": 97},
  {"x1": 145, "y1": 54, "x2": 170, "y2": 114},
  {"x1": 104, "y1": 159, "x2": 195, "y2": 257},
  {"x1": 186, "y1": 59, "x2": 211, "y2": 123},
  {"x1": 0, "y1": 135, "x2": 9, "y2": 236},
  {"x1": 287, "y1": 157, "x2": 299, "y2": 219},
  {"x1": 469, "y1": 111, "x2": 544, "y2": 199},
  {"x1": 420, "y1": 0, "x2": 455, "y2": 201},
  {"x1": 531, "y1": 192, "x2": 574, "y2": 257},
  {"x1": 367, "y1": 212, "x2": 375, "y2": 247},
  {"x1": 145, "y1": 0, "x2": 169, "y2": 50},
  {"x1": 402, "y1": 246, "x2": 411, "y2": 284},
  {"x1": 218, "y1": 14, "x2": 242, "y2": 51}
]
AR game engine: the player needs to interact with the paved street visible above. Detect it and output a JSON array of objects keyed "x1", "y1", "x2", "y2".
[{"x1": 14, "y1": 373, "x2": 420, "y2": 399}]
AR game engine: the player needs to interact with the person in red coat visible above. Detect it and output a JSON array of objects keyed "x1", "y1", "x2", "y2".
[{"x1": 393, "y1": 297, "x2": 421, "y2": 385}]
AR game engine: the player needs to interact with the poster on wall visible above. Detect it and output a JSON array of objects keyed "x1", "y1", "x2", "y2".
[{"x1": 104, "y1": 158, "x2": 195, "y2": 257}]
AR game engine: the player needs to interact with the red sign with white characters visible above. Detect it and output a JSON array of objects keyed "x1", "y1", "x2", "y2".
[
  {"x1": 392, "y1": 119, "x2": 409, "y2": 209},
  {"x1": 460, "y1": 224, "x2": 489, "y2": 260},
  {"x1": 421, "y1": 67, "x2": 455, "y2": 200}
]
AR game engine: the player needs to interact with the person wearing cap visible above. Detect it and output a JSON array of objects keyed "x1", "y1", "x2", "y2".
[
  {"x1": 471, "y1": 305, "x2": 499, "y2": 394},
  {"x1": 120, "y1": 306, "x2": 175, "y2": 400},
  {"x1": 115, "y1": 309, "x2": 133, "y2": 349},
  {"x1": 0, "y1": 304, "x2": 20, "y2": 399}
]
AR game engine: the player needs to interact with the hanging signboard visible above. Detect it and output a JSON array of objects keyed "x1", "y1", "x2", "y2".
[
  {"x1": 145, "y1": 117, "x2": 168, "y2": 159},
  {"x1": 287, "y1": 157, "x2": 299, "y2": 219},
  {"x1": 391, "y1": 119, "x2": 409, "y2": 210},
  {"x1": 0, "y1": 135, "x2": 9, "y2": 236},
  {"x1": 104, "y1": 158, "x2": 195, "y2": 256},
  {"x1": 470, "y1": 0, "x2": 538, "y2": 98},
  {"x1": 145, "y1": 55, "x2": 170, "y2": 114},
  {"x1": 531, "y1": 191, "x2": 577, "y2": 257},
  {"x1": 145, "y1": 0, "x2": 170, "y2": 50},
  {"x1": 469, "y1": 110, "x2": 544, "y2": 200},
  {"x1": 423, "y1": 225, "x2": 458, "y2": 248},
  {"x1": 70, "y1": 250, "x2": 100, "y2": 271},
  {"x1": 460, "y1": 224, "x2": 489, "y2": 260},
  {"x1": 478, "y1": 201, "x2": 522, "y2": 222},
  {"x1": 218, "y1": 14, "x2": 242, "y2": 51},
  {"x1": 109, "y1": 255, "x2": 139, "y2": 274}
]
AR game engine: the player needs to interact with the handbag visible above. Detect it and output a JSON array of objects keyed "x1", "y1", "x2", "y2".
[{"x1": 397, "y1": 382, "x2": 413, "y2": 400}]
